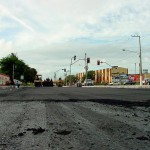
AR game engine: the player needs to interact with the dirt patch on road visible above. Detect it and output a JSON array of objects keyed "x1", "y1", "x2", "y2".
[{"x1": 2, "y1": 98, "x2": 150, "y2": 108}]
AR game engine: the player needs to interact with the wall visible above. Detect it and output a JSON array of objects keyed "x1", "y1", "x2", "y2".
[{"x1": 0, "y1": 74, "x2": 10, "y2": 85}]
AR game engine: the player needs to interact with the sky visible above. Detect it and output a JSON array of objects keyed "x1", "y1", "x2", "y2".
[{"x1": 0, "y1": 0, "x2": 150, "y2": 80}]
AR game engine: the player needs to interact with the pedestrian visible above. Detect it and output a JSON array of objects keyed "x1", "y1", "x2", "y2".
[{"x1": 16, "y1": 80, "x2": 20, "y2": 89}]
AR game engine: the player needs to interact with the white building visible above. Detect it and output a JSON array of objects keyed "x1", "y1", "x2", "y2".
[{"x1": 0, "y1": 74, "x2": 10, "y2": 85}]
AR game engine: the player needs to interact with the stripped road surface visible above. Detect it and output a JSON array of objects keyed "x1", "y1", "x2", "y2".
[{"x1": 0, "y1": 87, "x2": 150, "y2": 150}]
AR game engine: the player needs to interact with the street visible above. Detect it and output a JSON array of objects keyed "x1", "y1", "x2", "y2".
[{"x1": 0, "y1": 87, "x2": 150, "y2": 150}]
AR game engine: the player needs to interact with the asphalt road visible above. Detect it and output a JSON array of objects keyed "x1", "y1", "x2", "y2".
[{"x1": 0, "y1": 87, "x2": 150, "y2": 150}]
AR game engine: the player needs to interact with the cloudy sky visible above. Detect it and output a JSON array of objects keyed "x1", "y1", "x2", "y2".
[{"x1": 0, "y1": 0, "x2": 150, "y2": 79}]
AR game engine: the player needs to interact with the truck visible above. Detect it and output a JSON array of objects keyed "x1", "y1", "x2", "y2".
[
  {"x1": 55, "y1": 78, "x2": 64, "y2": 87},
  {"x1": 34, "y1": 74, "x2": 43, "y2": 87}
]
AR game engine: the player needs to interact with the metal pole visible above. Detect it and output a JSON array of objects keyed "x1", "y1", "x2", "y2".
[
  {"x1": 85, "y1": 53, "x2": 87, "y2": 85},
  {"x1": 139, "y1": 36, "x2": 142, "y2": 86},
  {"x1": 54, "y1": 72, "x2": 56, "y2": 81},
  {"x1": 135, "y1": 63, "x2": 136, "y2": 74},
  {"x1": 70, "y1": 60, "x2": 72, "y2": 86},
  {"x1": 131, "y1": 35, "x2": 142, "y2": 86},
  {"x1": 65, "y1": 72, "x2": 67, "y2": 86},
  {"x1": 13, "y1": 63, "x2": 14, "y2": 81}
]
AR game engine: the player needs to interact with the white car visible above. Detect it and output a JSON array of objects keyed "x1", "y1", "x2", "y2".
[{"x1": 83, "y1": 79, "x2": 94, "y2": 86}]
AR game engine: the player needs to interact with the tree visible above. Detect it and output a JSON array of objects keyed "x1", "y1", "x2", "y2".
[
  {"x1": 81, "y1": 70, "x2": 95, "y2": 82},
  {"x1": 0, "y1": 53, "x2": 37, "y2": 83},
  {"x1": 24, "y1": 67, "x2": 37, "y2": 83},
  {"x1": 65, "y1": 75, "x2": 78, "y2": 85}
]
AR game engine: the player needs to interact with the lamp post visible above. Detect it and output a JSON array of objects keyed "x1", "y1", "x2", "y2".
[
  {"x1": 85, "y1": 53, "x2": 88, "y2": 86},
  {"x1": 70, "y1": 55, "x2": 76, "y2": 86},
  {"x1": 65, "y1": 70, "x2": 70, "y2": 86},
  {"x1": 13, "y1": 63, "x2": 15, "y2": 81},
  {"x1": 54, "y1": 68, "x2": 66, "y2": 82},
  {"x1": 122, "y1": 48, "x2": 142, "y2": 85},
  {"x1": 131, "y1": 35, "x2": 142, "y2": 86}
]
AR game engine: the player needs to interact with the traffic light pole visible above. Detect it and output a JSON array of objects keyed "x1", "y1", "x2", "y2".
[
  {"x1": 13, "y1": 63, "x2": 15, "y2": 81},
  {"x1": 131, "y1": 35, "x2": 142, "y2": 86},
  {"x1": 70, "y1": 55, "x2": 76, "y2": 86},
  {"x1": 85, "y1": 53, "x2": 88, "y2": 86}
]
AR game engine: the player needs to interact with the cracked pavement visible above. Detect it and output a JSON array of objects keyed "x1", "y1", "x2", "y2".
[{"x1": 0, "y1": 87, "x2": 150, "y2": 150}]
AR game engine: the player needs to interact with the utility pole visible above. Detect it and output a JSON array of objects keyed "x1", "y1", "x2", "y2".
[
  {"x1": 135, "y1": 63, "x2": 136, "y2": 74},
  {"x1": 85, "y1": 53, "x2": 88, "y2": 85},
  {"x1": 13, "y1": 63, "x2": 15, "y2": 81},
  {"x1": 70, "y1": 55, "x2": 76, "y2": 86},
  {"x1": 70, "y1": 63, "x2": 72, "y2": 86},
  {"x1": 131, "y1": 35, "x2": 142, "y2": 86},
  {"x1": 54, "y1": 72, "x2": 56, "y2": 82}
]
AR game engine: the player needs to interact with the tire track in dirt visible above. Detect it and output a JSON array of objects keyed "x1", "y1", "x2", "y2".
[{"x1": 64, "y1": 102, "x2": 150, "y2": 150}]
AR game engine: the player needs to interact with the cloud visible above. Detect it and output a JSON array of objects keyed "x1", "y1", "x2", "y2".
[
  {"x1": 0, "y1": 39, "x2": 13, "y2": 57},
  {"x1": 0, "y1": 0, "x2": 150, "y2": 79},
  {"x1": 0, "y1": 3, "x2": 34, "y2": 32}
]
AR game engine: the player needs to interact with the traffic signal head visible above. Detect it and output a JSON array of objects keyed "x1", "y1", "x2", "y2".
[
  {"x1": 62, "y1": 69, "x2": 66, "y2": 72},
  {"x1": 87, "y1": 57, "x2": 90, "y2": 63},
  {"x1": 74, "y1": 55, "x2": 76, "y2": 60},
  {"x1": 97, "y1": 60, "x2": 100, "y2": 65}
]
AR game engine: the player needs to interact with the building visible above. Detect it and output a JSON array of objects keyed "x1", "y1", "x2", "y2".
[
  {"x1": 0, "y1": 74, "x2": 10, "y2": 85},
  {"x1": 111, "y1": 66, "x2": 128, "y2": 77},
  {"x1": 95, "y1": 66, "x2": 128, "y2": 84},
  {"x1": 76, "y1": 66, "x2": 128, "y2": 84},
  {"x1": 144, "y1": 73, "x2": 150, "y2": 79},
  {"x1": 76, "y1": 72, "x2": 84, "y2": 81}
]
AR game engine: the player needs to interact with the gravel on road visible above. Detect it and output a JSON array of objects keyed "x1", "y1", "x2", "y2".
[{"x1": 0, "y1": 87, "x2": 150, "y2": 150}]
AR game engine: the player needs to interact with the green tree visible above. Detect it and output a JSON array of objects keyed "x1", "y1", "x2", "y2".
[
  {"x1": 81, "y1": 70, "x2": 95, "y2": 82},
  {"x1": 65, "y1": 75, "x2": 78, "y2": 85},
  {"x1": 0, "y1": 53, "x2": 37, "y2": 84},
  {"x1": 24, "y1": 67, "x2": 37, "y2": 83}
]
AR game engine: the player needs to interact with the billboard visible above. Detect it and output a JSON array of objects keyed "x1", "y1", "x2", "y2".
[
  {"x1": 143, "y1": 69, "x2": 148, "y2": 74},
  {"x1": 128, "y1": 74, "x2": 144, "y2": 82}
]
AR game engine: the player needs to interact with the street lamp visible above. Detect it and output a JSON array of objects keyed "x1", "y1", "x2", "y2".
[
  {"x1": 131, "y1": 35, "x2": 142, "y2": 86},
  {"x1": 54, "y1": 68, "x2": 66, "y2": 82},
  {"x1": 122, "y1": 47, "x2": 142, "y2": 86},
  {"x1": 70, "y1": 55, "x2": 76, "y2": 86},
  {"x1": 13, "y1": 63, "x2": 15, "y2": 81}
]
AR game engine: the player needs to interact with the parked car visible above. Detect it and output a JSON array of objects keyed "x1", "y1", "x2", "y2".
[
  {"x1": 108, "y1": 82, "x2": 113, "y2": 85},
  {"x1": 108, "y1": 82, "x2": 120, "y2": 85},
  {"x1": 76, "y1": 80, "x2": 82, "y2": 87},
  {"x1": 83, "y1": 79, "x2": 94, "y2": 86},
  {"x1": 123, "y1": 80, "x2": 136, "y2": 85},
  {"x1": 144, "y1": 79, "x2": 150, "y2": 85}
]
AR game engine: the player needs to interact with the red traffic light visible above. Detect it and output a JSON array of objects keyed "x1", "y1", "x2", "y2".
[
  {"x1": 87, "y1": 57, "x2": 90, "y2": 63},
  {"x1": 97, "y1": 60, "x2": 100, "y2": 65}
]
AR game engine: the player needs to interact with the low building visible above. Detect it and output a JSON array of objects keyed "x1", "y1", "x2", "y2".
[
  {"x1": 95, "y1": 66, "x2": 128, "y2": 84},
  {"x1": 111, "y1": 66, "x2": 128, "y2": 77},
  {"x1": 76, "y1": 66, "x2": 128, "y2": 84},
  {"x1": 0, "y1": 73, "x2": 10, "y2": 85},
  {"x1": 144, "y1": 73, "x2": 150, "y2": 79}
]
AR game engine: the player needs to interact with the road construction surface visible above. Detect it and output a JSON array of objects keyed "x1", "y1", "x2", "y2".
[{"x1": 0, "y1": 87, "x2": 150, "y2": 150}]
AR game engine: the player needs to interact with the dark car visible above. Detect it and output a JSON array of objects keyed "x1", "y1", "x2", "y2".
[{"x1": 146, "y1": 79, "x2": 150, "y2": 85}]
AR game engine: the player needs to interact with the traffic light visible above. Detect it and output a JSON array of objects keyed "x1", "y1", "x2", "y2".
[
  {"x1": 62, "y1": 69, "x2": 66, "y2": 72},
  {"x1": 87, "y1": 57, "x2": 90, "y2": 63},
  {"x1": 74, "y1": 55, "x2": 76, "y2": 60},
  {"x1": 97, "y1": 60, "x2": 100, "y2": 65}
]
